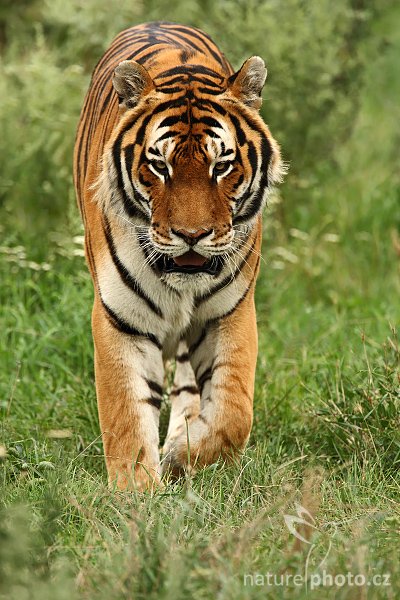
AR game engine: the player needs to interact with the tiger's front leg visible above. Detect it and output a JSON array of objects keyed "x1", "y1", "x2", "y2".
[
  {"x1": 164, "y1": 340, "x2": 200, "y2": 447},
  {"x1": 162, "y1": 293, "x2": 257, "y2": 477},
  {"x1": 92, "y1": 297, "x2": 164, "y2": 491}
]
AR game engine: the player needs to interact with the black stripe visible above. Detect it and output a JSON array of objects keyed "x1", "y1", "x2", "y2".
[
  {"x1": 232, "y1": 173, "x2": 244, "y2": 190},
  {"x1": 242, "y1": 141, "x2": 258, "y2": 200},
  {"x1": 138, "y1": 172, "x2": 152, "y2": 188},
  {"x1": 212, "y1": 361, "x2": 230, "y2": 374},
  {"x1": 194, "y1": 233, "x2": 256, "y2": 308},
  {"x1": 193, "y1": 116, "x2": 222, "y2": 128},
  {"x1": 157, "y1": 75, "x2": 190, "y2": 87},
  {"x1": 158, "y1": 114, "x2": 188, "y2": 128},
  {"x1": 156, "y1": 130, "x2": 179, "y2": 142},
  {"x1": 147, "y1": 380, "x2": 163, "y2": 396},
  {"x1": 158, "y1": 86, "x2": 185, "y2": 95},
  {"x1": 197, "y1": 367, "x2": 212, "y2": 394},
  {"x1": 234, "y1": 107, "x2": 265, "y2": 137},
  {"x1": 234, "y1": 188, "x2": 252, "y2": 213},
  {"x1": 194, "y1": 99, "x2": 227, "y2": 116},
  {"x1": 151, "y1": 98, "x2": 188, "y2": 116},
  {"x1": 189, "y1": 329, "x2": 207, "y2": 355},
  {"x1": 157, "y1": 64, "x2": 223, "y2": 80},
  {"x1": 112, "y1": 131, "x2": 149, "y2": 222},
  {"x1": 247, "y1": 141, "x2": 258, "y2": 173},
  {"x1": 99, "y1": 87, "x2": 114, "y2": 117},
  {"x1": 148, "y1": 147, "x2": 162, "y2": 156},
  {"x1": 158, "y1": 29, "x2": 205, "y2": 55},
  {"x1": 124, "y1": 144, "x2": 134, "y2": 183},
  {"x1": 234, "y1": 137, "x2": 271, "y2": 224},
  {"x1": 85, "y1": 234, "x2": 97, "y2": 281},
  {"x1": 166, "y1": 25, "x2": 229, "y2": 71},
  {"x1": 102, "y1": 300, "x2": 162, "y2": 349},
  {"x1": 229, "y1": 113, "x2": 246, "y2": 146},
  {"x1": 145, "y1": 396, "x2": 162, "y2": 410},
  {"x1": 132, "y1": 181, "x2": 151, "y2": 210},
  {"x1": 176, "y1": 352, "x2": 190, "y2": 363},
  {"x1": 203, "y1": 129, "x2": 221, "y2": 139},
  {"x1": 180, "y1": 48, "x2": 195, "y2": 63},
  {"x1": 261, "y1": 135, "x2": 272, "y2": 167},
  {"x1": 135, "y1": 114, "x2": 153, "y2": 146},
  {"x1": 136, "y1": 146, "x2": 155, "y2": 198},
  {"x1": 157, "y1": 73, "x2": 224, "y2": 89},
  {"x1": 103, "y1": 217, "x2": 163, "y2": 317},
  {"x1": 135, "y1": 47, "x2": 164, "y2": 64},
  {"x1": 197, "y1": 87, "x2": 224, "y2": 96},
  {"x1": 171, "y1": 385, "x2": 199, "y2": 396},
  {"x1": 206, "y1": 255, "x2": 260, "y2": 324},
  {"x1": 192, "y1": 77, "x2": 224, "y2": 89}
]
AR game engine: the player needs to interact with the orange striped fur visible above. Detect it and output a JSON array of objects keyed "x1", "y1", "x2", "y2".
[{"x1": 74, "y1": 22, "x2": 283, "y2": 490}]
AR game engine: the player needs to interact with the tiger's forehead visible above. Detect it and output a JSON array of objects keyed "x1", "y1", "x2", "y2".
[{"x1": 146, "y1": 112, "x2": 236, "y2": 163}]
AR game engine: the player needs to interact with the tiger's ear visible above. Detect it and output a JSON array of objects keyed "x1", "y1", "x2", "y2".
[
  {"x1": 113, "y1": 60, "x2": 155, "y2": 109},
  {"x1": 226, "y1": 56, "x2": 267, "y2": 110}
]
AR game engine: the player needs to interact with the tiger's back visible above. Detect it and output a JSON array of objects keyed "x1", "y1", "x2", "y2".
[{"x1": 73, "y1": 21, "x2": 283, "y2": 490}]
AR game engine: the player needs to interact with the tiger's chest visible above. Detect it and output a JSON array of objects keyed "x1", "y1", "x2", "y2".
[{"x1": 95, "y1": 222, "x2": 249, "y2": 358}]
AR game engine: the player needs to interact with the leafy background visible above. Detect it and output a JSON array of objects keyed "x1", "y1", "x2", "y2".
[{"x1": 0, "y1": 1, "x2": 399, "y2": 598}]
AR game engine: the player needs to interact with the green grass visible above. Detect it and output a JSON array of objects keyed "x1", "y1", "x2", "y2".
[{"x1": 1, "y1": 0, "x2": 400, "y2": 598}]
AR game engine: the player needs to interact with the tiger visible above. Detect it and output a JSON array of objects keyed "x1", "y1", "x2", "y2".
[{"x1": 73, "y1": 21, "x2": 283, "y2": 491}]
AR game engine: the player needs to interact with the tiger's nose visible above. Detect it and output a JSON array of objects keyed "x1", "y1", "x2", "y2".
[{"x1": 172, "y1": 228, "x2": 213, "y2": 245}]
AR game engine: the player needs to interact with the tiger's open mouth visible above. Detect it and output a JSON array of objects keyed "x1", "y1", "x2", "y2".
[{"x1": 156, "y1": 250, "x2": 223, "y2": 275}]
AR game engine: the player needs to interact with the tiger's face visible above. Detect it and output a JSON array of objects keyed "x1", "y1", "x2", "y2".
[
  {"x1": 99, "y1": 56, "x2": 283, "y2": 279},
  {"x1": 143, "y1": 112, "x2": 242, "y2": 276}
]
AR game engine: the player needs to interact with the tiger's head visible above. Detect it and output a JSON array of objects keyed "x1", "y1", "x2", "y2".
[{"x1": 98, "y1": 55, "x2": 284, "y2": 279}]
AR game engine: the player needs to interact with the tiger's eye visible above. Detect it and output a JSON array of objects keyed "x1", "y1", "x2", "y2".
[
  {"x1": 151, "y1": 160, "x2": 169, "y2": 176},
  {"x1": 214, "y1": 162, "x2": 229, "y2": 174},
  {"x1": 152, "y1": 160, "x2": 167, "y2": 171}
]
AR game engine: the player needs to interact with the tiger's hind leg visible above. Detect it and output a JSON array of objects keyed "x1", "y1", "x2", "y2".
[
  {"x1": 162, "y1": 341, "x2": 200, "y2": 473},
  {"x1": 161, "y1": 294, "x2": 257, "y2": 479}
]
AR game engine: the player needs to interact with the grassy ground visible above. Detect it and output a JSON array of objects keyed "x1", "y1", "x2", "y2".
[{"x1": 1, "y1": 1, "x2": 400, "y2": 599}]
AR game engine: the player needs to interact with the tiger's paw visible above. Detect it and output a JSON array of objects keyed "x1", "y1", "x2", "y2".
[
  {"x1": 108, "y1": 461, "x2": 163, "y2": 493},
  {"x1": 160, "y1": 415, "x2": 239, "y2": 479},
  {"x1": 161, "y1": 416, "x2": 249, "y2": 480},
  {"x1": 161, "y1": 417, "x2": 208, "y2": 479}
]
